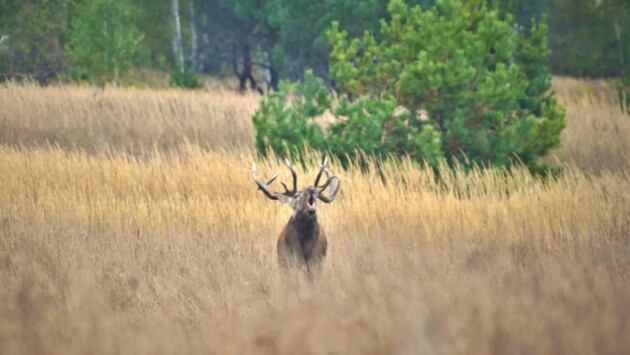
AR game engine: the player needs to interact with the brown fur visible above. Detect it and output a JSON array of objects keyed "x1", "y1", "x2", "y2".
[{"x1": 277, "y1": 202, "x2": 328, "y2": 272}]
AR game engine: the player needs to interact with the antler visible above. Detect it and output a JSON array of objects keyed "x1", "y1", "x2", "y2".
[
  {"x1": 252, "y1": 163, "x2": 281, "y2": 200},
  {"x1": 253, "y1": 157, "x2": 340, "y2": 203},
  {"x1": 317, "y1": 170, "x2": 341, "y2": 203},
  {"x1": 279, "y1": 159, "x2": 298, "y2": 195},
  {"x1": 313, "y1": 156, "x2": 329, "y2": 187},
  {"x1": 252, "y1": 160, "x2": 299, "y2": 202},
  {"x1": 314, "y1": 157, "x2": 341, "y2": 203}
]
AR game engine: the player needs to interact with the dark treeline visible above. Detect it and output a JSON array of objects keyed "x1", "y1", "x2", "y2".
[{"x1": 0, "y1": 0, "x2": 628, "y2": 88}]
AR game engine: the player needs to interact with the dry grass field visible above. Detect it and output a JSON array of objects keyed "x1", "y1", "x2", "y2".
[{"x1": 0, "y1": 78, "x2": 629, "y2": 354}]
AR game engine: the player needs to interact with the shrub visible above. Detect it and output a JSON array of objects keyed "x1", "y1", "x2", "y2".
[
  {"x1": 170, "y1": 69, "x2": 204, "y2": 89},
  {"x1": 253, "y1": 0, "x2": 565, "y2": 173}
]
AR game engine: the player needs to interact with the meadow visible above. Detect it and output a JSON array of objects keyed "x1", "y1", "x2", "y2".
[{"x1": 0, "y1": 78, "x2": 629, "y2": 354}]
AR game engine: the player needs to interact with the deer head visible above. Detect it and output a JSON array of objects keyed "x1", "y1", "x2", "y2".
[{"x1": 252, "y1": 156, "x2": 341, "y2": 216}]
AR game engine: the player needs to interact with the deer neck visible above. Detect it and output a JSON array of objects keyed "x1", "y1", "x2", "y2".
[{"x1": 290, "y1": 211, "x2": 319, "y2": 243}]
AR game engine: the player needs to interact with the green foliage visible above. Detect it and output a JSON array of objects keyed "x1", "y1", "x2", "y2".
[
  {"x1": 258, "y1": 0, "x2": 435, "y2": 80},
  {"x1": 253, "y1": 71, "x2": 328, "y2": 160},
  {"x1": 262, "y1": 0, "x2": 385, "y2": 79},
  {"x1": 549, "y1": 0, "x2": 629, "y2": 78},
  {"x1": 1, "y1": 0, "x2": 627, "y2": 88},
  {"x1": 329, "y1": 95, "x2": 446, "y2": 167},
  {"x1": 170, "y1": 69, "x2": 203, "y2": 89},
  {"x1": 253, "y1": 0, "x2": 565, "y2": 173},
  {"x1": 67, "y1": 0, "x2": 144, "y2": 84},
  {"x1": 0, "y1": 2, "x2": 66, "y2": 83}
]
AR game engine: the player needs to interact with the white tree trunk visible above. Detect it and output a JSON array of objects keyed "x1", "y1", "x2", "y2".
[
  {"x1": 263, "y1": 51, "x2": 272, "y2": 88},
  {"x1": 188, "y1": 0, "x2": 198, "y2": 71},
  {"x1": 171, "y1": 0, "x2": 185, "y2": 73}
]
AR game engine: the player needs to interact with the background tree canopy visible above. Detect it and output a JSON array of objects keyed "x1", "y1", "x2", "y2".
[{"x1": 0, "y1": 0, "x2": 628, "y2": 86}]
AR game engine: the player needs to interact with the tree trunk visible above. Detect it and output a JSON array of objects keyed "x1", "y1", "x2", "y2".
[
  {"x1": 232, "y1": 41, "x2": 262, "y2": 94},
  {"x1": 188, "y1": 0, "x2": 198, "y2": 71},
  {"x1": 171, "y1": 0, "x2": 184, "y2": 73},
  {"x1": 268, "y1": 66, "x2": 279, "y2": 91},
  {"x1": 614, "y1": 19, "x2": 625, "y2": 78},
  {"x1": 263, "y1": 51, "x2": 279, "y2": 91}
]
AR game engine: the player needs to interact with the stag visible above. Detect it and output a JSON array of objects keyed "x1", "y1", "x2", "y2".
[{"x1": 252, "y1": 157, "x2": 341, "y2": 274}]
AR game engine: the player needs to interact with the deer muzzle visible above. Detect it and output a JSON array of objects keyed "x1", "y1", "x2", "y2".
[{"x1": 306, "y1": 188, "x2": 317, "y2": 214}]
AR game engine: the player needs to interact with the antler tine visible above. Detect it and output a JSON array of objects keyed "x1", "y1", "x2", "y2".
[
  {"x1": 252, "y1": 162, "x2": 280, "y2": 200},
  {"x1": 317, "y1": 169, "x2": 335, "y2": 191},
  {"x1": 284, "y1": 159, "x2": 298, "y2": 194},
  {"x1": 313, "y1": 156, "x2": 329, "y2": 187},
  {"x1": 317, "y1": 171, "x2": 341, "y2": 203}
]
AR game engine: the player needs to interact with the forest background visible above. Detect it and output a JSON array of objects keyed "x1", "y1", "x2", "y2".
[{"x1": 1, "y1": 0, "x2": 628, "y2": 90}]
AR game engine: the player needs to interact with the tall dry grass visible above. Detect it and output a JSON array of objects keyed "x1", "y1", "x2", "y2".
[
  {"x1": 0, "y1": 80, "x2": 629, "y2": 354},
  {"x1": 2, "y1": 78, "x2": 629, "y2": 171},
  {"x1": 0, "y1": 83, "x2": 259, "y2": 154},
  {"x1": 552, "y1": 77, "x2": 630, "y2": 172}
]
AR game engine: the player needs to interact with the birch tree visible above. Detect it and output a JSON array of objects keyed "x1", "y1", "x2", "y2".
[
  {"x1": 171, "y1": 0, "x2": 184, "y2": 73},
  {"x1": 188, "y1": 0, "x2": 198, "y2": 71}
]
